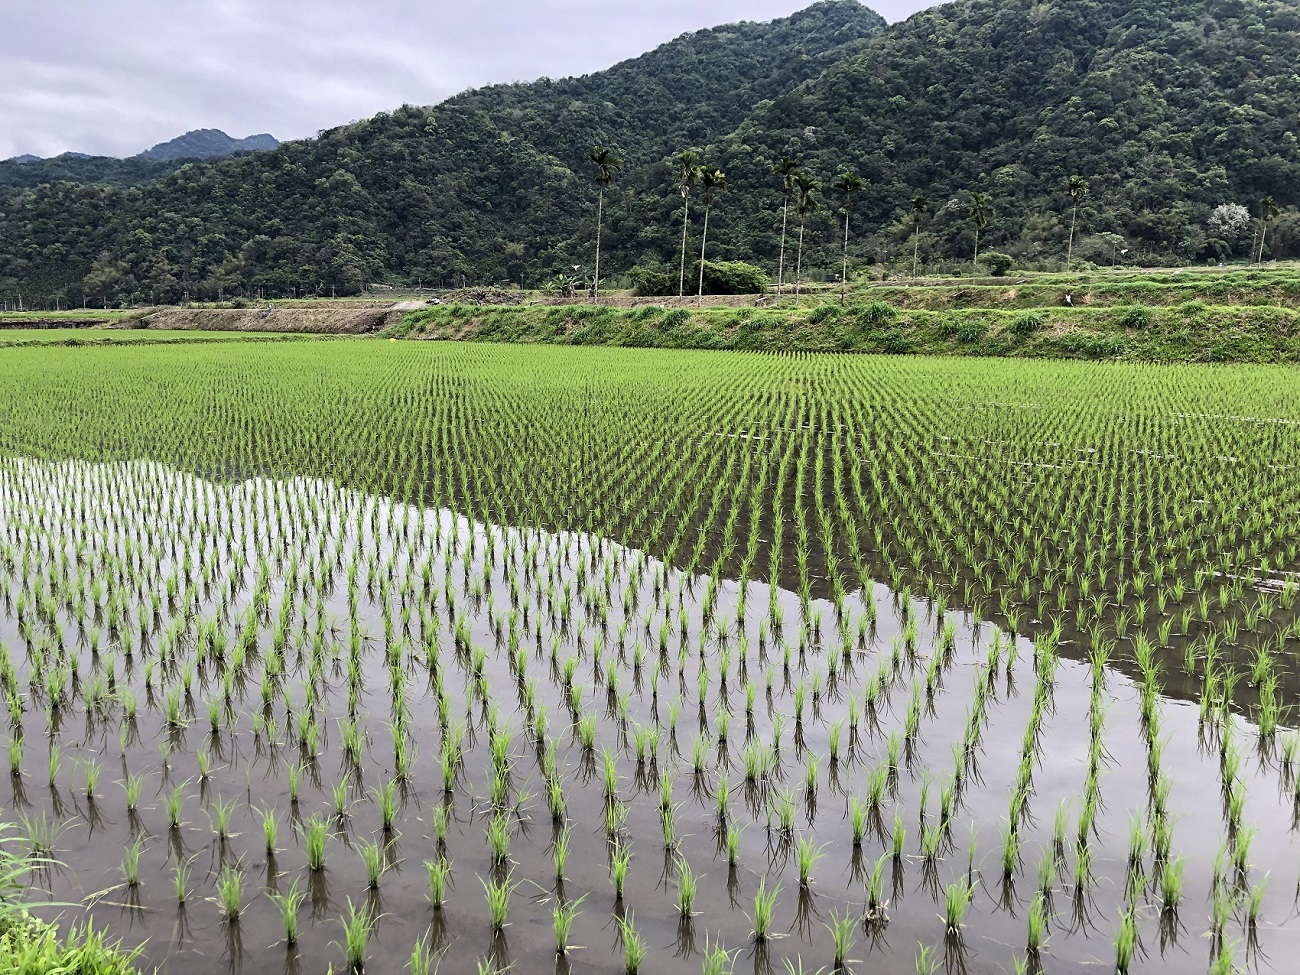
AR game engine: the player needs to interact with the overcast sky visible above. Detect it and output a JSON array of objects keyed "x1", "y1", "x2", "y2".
[{"x1": 1, "y1": 0, "x2": 937, "y2": 160}]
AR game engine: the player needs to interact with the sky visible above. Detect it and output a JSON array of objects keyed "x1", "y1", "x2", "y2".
[{"x1": 1, "y1": 0, "x2": 937, "y2": 160}]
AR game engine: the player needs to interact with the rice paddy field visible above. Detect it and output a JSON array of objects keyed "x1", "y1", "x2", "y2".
[{"x1": 1, "y1": 340, "x2": 1299, "y2": 975}]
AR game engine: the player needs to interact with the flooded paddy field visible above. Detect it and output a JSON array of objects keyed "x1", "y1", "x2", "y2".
[{"x1": 1, "y1": 342, "x2": 1299, "y2": 974}]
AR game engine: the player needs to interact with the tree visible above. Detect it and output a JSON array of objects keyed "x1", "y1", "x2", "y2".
[
  {"x1": 674, "y1": 150, "x2": 702, "y2": 297},
  {"x1": 1066, "y1": 175, "x2": 1090, "y2": 271},
  {"x1": 833, "y1": 169, "x2": 865, "y2": 303},
  {"x1": 1257, "y1": 195, "x2": 1281, "y2": 263},
  {"x1": 969, "y1": 191, "x2": 993, "y2": 271},
  {"x1": 696, "y1": 165, "x2": 728, "y2": 299},
  {"x1": 774, "y1": 157, "x2": 802, "y2": 296},
  {"x1": 911, "y1": 195, "x2": 929, "y2": 278},
  {"x1": 586, "y1": 146, "x2": 622, "y2": 300},
  {"x1": 793, "y1": 173, "x2": 821, "y2": 298}
]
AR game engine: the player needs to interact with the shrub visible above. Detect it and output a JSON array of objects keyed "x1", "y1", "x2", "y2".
[
  {"x1": 694, "y1": 261, "x2": 770, "y2": 295},
  {"x1": 629, "y1": 265, "x2": 675, "y2": 297},
  {"x1": 981, "y1": 252, "x2": 1014, "y2": 277},
  {"x1": 853, "y1": 301, "x2": 898, "y2": 328},
  {"x1": 1010, "y1": 312, "x2": 1044, "y2": 337},
  {"x1": 1115, "y1": 305, "x2": 1151, "y2": 330}
]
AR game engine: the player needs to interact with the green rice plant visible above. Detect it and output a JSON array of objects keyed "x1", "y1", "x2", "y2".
[
  {"x1": 166, "y1": 785, "x2": 185, "y2": 830},
  {"x1": 482, "y1": 873, "x2": 514, "y2": 931},
  {"x1": 173, "y1": 860, "x2": 191, "y2": 904},
  {"x1": 357, "y1": 836, "x2": 386, "y2": 889},
  {"x1": 892, "y1": 812, "x2": 907, "y2": 860},
  {"x1": 676, "y1": 859, "x2": 698, "y2": 916},
  {"x1": 943, "y1": 881, "x2": 974, "y2": 935},
  {"x1": 618, "y1": 911, "x2": 647, "y2": 974},
  {"x1": 610, "y1": 844, "x2": 631, "y2": 898},
  {"x1": 214, "y1": 865, "x2": 244, "y2": 921},
  {"x1": 120, "y1": 838, "x2": 143, "y2": 888},
  {"x1": 1114, "y1": 909, "x2": 1138, "y2": 974},
  {"x1": 751, "y1": 878, "x2": 779, "y2": 941},
  {"x1": 81, "y1": 757, "x2": 103, "y2": 798},
  {"x1": 553, "y1": 896, "x2": 582, "y2": 955},
  {"x1": 1026, "y1": 890, "x2": 1047, "y2": 955},
  {"x1": 826, "y1": 907, "x2": 856, "y2": 968},
  {"x1": 269, "y1": 876, "x2": 306, "y2": 945},
  {"x1": 425, "y1": 857, "x2": 451, "y2": 907},
  {"x1": 339, "y1": 897, "x2": 374, "y2": 972},
  {"x1": 409, "y1": 939, "x2": 436, "y2": 975},
  {"x1": 487, "y1": 813, "x2": 511, "y2": 864},
  {"x1": 1158, "y1": 855, "x2": 1184, "y2": 913},
  {"x1": 304, "y1": 814, "x2": 328, "y2": 871},
  {"x1": 701, "y1": 939, "x2": 737, "y2": 975}
]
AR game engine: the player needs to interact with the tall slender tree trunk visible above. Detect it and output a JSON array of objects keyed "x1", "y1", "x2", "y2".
[
  {"x1": 1258, "y1": 222, "x2": 1269, "y2": 264},
  {"x1": 973, "y1": 228, "x2": 981, "y2": 271},
  {"x1": 678, "y1": 195, "x2": 690, "y2": 297},
  {"x1": 795, "y1": 220, "x2": 806, "y2": 298},
  {"x1": 841, "y1": 211, "x2": 850, "y2": 305},
  {"x1": 697, "y1": 205, "x2": 712, "y2": 301},
  {"x1": 912, "y1": 220, "x2": 921, "y2": 278},
  {"x1": 1067, "y1": 206, "x2": 1078, "y2": 271},
  {"x1": 777, "y1": 198, "x2": 790, "y2": 296},
  {"x1": 594, "y1": 186, "x2": 604, "y2": 301}
]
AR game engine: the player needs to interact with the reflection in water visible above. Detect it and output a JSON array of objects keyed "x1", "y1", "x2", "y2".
[{"x1": 0, "y1": 455, "x2": 1299, "y2": 975}]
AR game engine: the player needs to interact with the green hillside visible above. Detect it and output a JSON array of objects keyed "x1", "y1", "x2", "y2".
[
  {"x1": 3, "y1": 0, "x2": 1299, "y2": 308},
  {"x1": 0, "y1": 1, "x2": 883, "y2": 305}
]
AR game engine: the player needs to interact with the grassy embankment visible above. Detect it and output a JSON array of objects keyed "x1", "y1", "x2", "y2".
[{"x1": 397, "y1": 300, "x2": 1300, "y2": 363}]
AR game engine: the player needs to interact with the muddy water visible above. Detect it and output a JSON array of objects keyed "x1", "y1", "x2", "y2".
[{"x1": 1, "y1": 458, "x2": 1297, "y2": 974}]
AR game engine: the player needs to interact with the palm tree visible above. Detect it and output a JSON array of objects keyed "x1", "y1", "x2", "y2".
[
  {"x1": 1257, "y1": 194, "x2": 1281, "y2": 264},
  {"x1": 774, "y1": 157, "x2": 802, "y2": 296},
  {"x1": 969, "y1": 192, "x2": 993, "y2": 271},
  {"x1": 911, "y1": 195, "x2": 929, "y2": 278},
  {"x1": 696, "y1": 166, "x2": 728, "y2": 299},
  {"x1": 793, "y1": 173, "x2": 821, "y2": 299},
  {"x1": 1066, "y1": 175, "x2": 1090, "y2": 271},
  {"x1": 833, "y1": 169, "x2": 865, "y2": 304},
  {"x1": 674, "y1": 150, "x2": 702, "y2": 297},
  {"x1": 587, "y1": 146, "x2": 622, "y2": 301}
]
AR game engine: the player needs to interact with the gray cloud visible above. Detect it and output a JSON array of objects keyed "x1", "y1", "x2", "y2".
[{"x1": 1, "y1": 0, "x2": 938, "y2": 159}]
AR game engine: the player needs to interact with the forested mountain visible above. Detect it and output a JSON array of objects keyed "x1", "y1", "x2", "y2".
[
  {"x1": 0, "y1": 1, "x2": 884, "y2": 304},
  {"x1": 1, "y1": 130, "x2": 281, "y2": 192},
  {"x1": 691, "y1": 0, "x2": 1300, "y2": 275},
  {"x1": 2, "y1": 0, "x2": 1298, "y2": 306},
  {"x1": 137, "y1": 129, "x2": 279, "y2": 161}
]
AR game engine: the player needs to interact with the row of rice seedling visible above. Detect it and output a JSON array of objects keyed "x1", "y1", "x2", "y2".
[{"x1": 0, "y1": 342, "x2": 1298, "y2": 973}]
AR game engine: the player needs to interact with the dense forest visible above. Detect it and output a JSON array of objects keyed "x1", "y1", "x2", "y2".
[{"x1": 1, "y1": 0, "x2": 1297, "y2": 306}]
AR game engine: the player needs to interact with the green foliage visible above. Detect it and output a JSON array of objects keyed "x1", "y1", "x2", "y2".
[
  {"x1": 981, "y1": 252, "x2": 1014, "y2": 276},
  {"x1": 0, "y1": 2, "x2": 883, "y2": 305},
  {"x1": 629, "y1": 265, "x2": 675, "y2": 297},
  {"x1": 696, "y1": 260, "x2": 771, "y2": 295}
]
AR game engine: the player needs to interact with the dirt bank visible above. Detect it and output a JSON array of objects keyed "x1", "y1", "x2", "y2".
[{"x1": 140, "y1": 307, "x2": 396, "y2": 333}]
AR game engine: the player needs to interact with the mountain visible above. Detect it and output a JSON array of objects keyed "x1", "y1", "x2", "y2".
[
  {"x1": 137, "y1": 129, "x2": 279, "y2": 161},
  {"x1": 0, "y1": 0, "x2": 885, "y2": 302},
  {"x1": 2, "y1": 0, "x2": 1298, "y2": 307},
  {"x1": 690, "y1": 0, "x2": 1300, "y2": 273},
  {"x1": 0, "y1": 130, "x2": 280, "y2": 191}
]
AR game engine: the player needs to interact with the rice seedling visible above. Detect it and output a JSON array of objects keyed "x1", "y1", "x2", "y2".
[
  {"x1": 269, "y1": 877, "x2": 306, "y2": 945},
  {"x1": 618, "y1": 911, "x2": 647, "y2": 974},
  {"x1": 214, "y1": 865, "x2": 244, "y2": 921},
  {"x1": 751, "y1": 879, "x2": 779, "y2": 941},
  {"x1": 943, "y1": 882, "x2": 974, "y2": 935},
  {"x1": 304, "y1": 814, "x2": 329, "y2": 871},
  {"x1": 339, "y1": 897, "x2": 374, "y2": 973},
  {"x1": 1114, "y1": 910, "x2": 1138, "y2": 974},
  {"x1": 552, "y1": 896, "x2": 582, "y2": 955}
]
